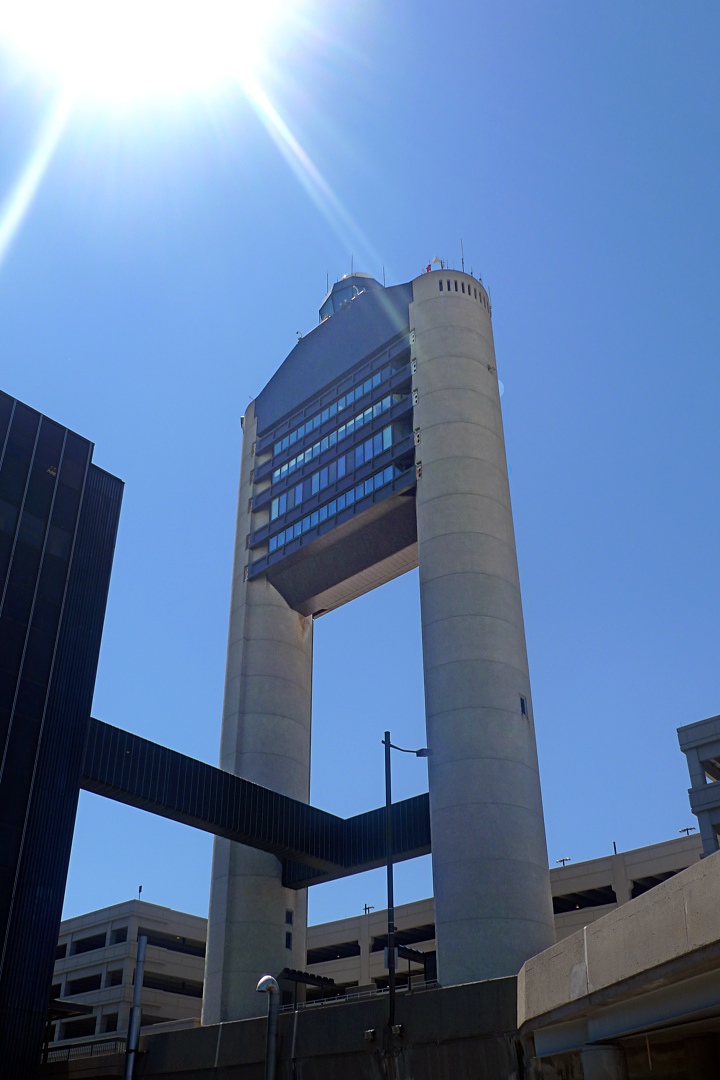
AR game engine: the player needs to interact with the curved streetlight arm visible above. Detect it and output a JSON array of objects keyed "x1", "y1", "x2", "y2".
[{"x1": 387, "y1": 741, "x2": 430, "y2": 756}]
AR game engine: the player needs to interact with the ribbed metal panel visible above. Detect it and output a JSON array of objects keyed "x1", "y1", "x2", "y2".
[
  {"x1": 0, "y1": 392, "x2": 123, "y2": 1080},
  {"x1": 82, "y1": 718, "x2": 345, "y2": 869},
  {"x1": 81, "y1": 716, "x2": 431, "y2": 889},
  {"x1": 282, "y1": 792, "x2": 431, "y2": 888}
]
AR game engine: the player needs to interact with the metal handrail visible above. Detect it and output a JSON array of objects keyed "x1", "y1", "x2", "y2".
[
  {"x1": 44, "y1": 1036, "x2": 127, "y2": 1063},
  {"x1": 277, "y1": 979, "x2": 438, "y2": 1013}
]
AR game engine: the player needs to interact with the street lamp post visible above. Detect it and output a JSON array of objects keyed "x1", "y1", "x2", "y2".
[
  {"x1": 256, "y1": 975, "x2": 280, "y2": 1080},
  {"x1": 383, "y1": 731, "x2": 428, "y2": 1031}
]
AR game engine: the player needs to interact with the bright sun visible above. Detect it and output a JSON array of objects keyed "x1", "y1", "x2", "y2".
[{"x1": 0, "y1": 0, "x2": 287, "y2": 101}]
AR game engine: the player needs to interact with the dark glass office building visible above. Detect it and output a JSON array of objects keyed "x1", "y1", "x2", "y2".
[{"x1": 0, "y1": 391, "x2": 122, "y2": 1077}]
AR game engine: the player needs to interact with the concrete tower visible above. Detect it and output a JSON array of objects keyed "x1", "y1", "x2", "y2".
[
  {"x1": 412, "y1": 270, "x2": 554, "y2": 981},
  {"x1": 201, "y1": 399, "x2": 313, "y2": 1025},
  {"x1": 203, "y1": 269, "x2": 554, "y2": 1022}
]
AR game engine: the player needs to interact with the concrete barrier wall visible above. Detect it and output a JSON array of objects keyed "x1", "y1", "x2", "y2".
[
  {"x1": 40, "y1": 980, "x2": 521, "y2": 1080},
  {"x1": 519, "y1": 850, "x2": 720, "y2": 1027}
]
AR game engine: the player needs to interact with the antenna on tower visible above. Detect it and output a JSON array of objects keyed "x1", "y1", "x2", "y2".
[
  {"x1": 382, "y1": 266, "x2": 386, "y2": 287},
  {"x1": 326, "y1": 272, "x2": 329, "y2": 294},
  {"x1": 350, "y1": 253, "x2": 354, "y2": 275},
  {"x1": 460, "y1": 238, "x2": 465, "y2": 273}
]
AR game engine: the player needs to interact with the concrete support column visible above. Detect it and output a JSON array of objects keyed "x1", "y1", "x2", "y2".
[
  {"x1": 686, "y1": 747, "x2": 707, "y2": 789},
  {"x1": 411, "y1": 272, "x2": 555, "y2": 985},
  {"x1": 359, "y1": 916, "x2": 371, "y2": 986},
  {"x1": 697, "y1": 812, "x2": 720, "y2": 856},
  {"x1": 610, "y1": 854, "x2": 632, "y2": 905},
  {"x1": 203, "y1": 403, "x2": 313, "y2": 1023}
]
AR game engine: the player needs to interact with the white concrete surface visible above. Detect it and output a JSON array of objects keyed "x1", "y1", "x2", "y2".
[
  {"x1": 411, "y1": 270, "x2": 555, "y2": 985},
  {"x1": 678, "y1": 714, "x2": 720, "y2": 855},
  {"x1": 518, "y1": 849, "x2": 720, "y2": 1031},
  {"x1": 203, "y1": 402, "x2": 313, "y2": 1022},
  {"x1": 53, "y1": 900, "x2": 206, "y2": 1043}
]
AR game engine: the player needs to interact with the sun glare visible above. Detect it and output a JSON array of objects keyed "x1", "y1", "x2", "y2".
[
  {"x1": 0, "y1": 0, "x2": 375, "y2": 279},
  {"x1": 0, "y1": 0, "x2": 286, "y2": 101}
]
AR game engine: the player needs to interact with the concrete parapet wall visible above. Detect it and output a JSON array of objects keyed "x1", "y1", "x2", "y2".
[{"x1": 519, "y1": 849, "x2": 720, "y2": 1029}]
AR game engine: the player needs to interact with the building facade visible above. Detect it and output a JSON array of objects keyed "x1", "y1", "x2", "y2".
[
  {"x1": 205, "y1": 267, "x2": 557, "y2": 1020},
  {"x1": 0, "y1": 391, "x2": 123, "y2": 1077},
  {"x1": 49, "y1": 901, "x2": 206, "y2": 1046},
  {"x1": 303, "y1": 833, "x2": 704, "y2": 997},
  {"x1": 47, "y1": 834, "x2": 704, "y2": 1051},
  {"x1": 678, "y1": 714, "x2": 720, "y2": 856}
]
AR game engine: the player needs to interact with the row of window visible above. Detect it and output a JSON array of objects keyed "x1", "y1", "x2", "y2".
[
  {"x1": 305, "y1": 924, "x2": 436, "y2": 965},
  {"x1": 55, "y1": 966, "x2": 205, "y2": 1003},
  {"x1": 143, "y1": 972, "x2": 203, "y2": 998},
  {"x1": 438, "y1": 277, "x2": 490, "y2": 308},
  {"x1": 268, "y1": 465, "x2": 403, "y2": 553},
  {"x1": 54, "y1": 969, "x2": 122, "y2": 997},
  {"x1": 270, "y1": 427, "x2": 393, "y2": 521},
  {"x1": 271, "y1": 394, "x2": 402, "y2": 483},
  {"x1": 551, "y1": 870, "x2": 685, "y2": 914},
  {"x1": 273, "y1": 367, "x2": 394, "y2": 454},
  {"x1": 138, "y1": 927, "x2": 206, "y2": 957},
  {"x1": 55, "y1": 958, "x2": 204, "y2": 999},
  {"x1": 55, "y1": 926, "x2": 127, "y2": 960},
  {"x1": 52, "y1": 1009, "x2": 172, "y2": 1043},
  {"x1": 55, "y1": 924, "x2": 205, "y2": 961},
  {"x1": 54, "y1": 1015, "x2": 108, "y2": 1041}
]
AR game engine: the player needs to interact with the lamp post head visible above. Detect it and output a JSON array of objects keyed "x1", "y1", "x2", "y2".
[
  {"x1": 385, "y1": 735, "x2": 431, "y2": 756},
  {"x1": 256, "y1": 975, "x2": 280, "y2": 995}
]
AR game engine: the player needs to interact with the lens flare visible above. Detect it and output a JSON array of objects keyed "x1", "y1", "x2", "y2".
[
  {"x1": 0, "y1": 95, "x2": 71, "y2": 270},
  {"x1": 0, "y1": 0, "x2": 285, "y2": 101},
  {"x1": 0, "y1": 2, "x2": 379, "y2": 283},
  {"x1": 242, "y1": 73, "x2": 380, "y2": 280}
]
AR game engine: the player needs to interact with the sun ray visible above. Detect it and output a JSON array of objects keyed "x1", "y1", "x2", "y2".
[
  {"x1": 241, "y1": 73, "x2": 381, "y2": 277},
  {"x1": 0, "y1": 94, "x2": 72, "y2": 271}
]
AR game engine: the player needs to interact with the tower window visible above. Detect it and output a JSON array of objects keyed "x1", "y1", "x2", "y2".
[
  {"x1": 454, "y1": 280, "x2": 458, "y2": 291},
  {"x1": 520, "y1": 695, "x2": 528, "y2": 716},
  {"x1": 447, "y1": 280, "x2": 451, "y2": 291},
  {"x1": 461, "y1": 282, "x2": 465, "y2": 293},
  {"x1": 285, "y1": 910, "x2": 293, "y2": 926},
  {"x1": 285, "y1": 932, "x2": 292, "y2": 950},
  {"x1": 439, "y1": 280, "x2": 443, "y2": 291},
  {"x1": 474, "y1": 288, "x2": 477, "y2": 299}
]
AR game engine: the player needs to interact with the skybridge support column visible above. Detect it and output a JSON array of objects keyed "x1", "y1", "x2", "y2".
[
  {"x1": 203, "y1": 402, "x2": 313, "y2": 1023},
  {"x1": 411, "y1": 271, "x2": 555, "y2": 985}
]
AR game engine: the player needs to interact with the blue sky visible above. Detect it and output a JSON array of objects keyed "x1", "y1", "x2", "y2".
[{"x1": 1, "y1": 2, "x2": 719, "y2": 926}]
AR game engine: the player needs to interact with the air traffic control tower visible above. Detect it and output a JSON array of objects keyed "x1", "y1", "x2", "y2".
[{"x1": 203, "y1": 269, "x2": 555, "y2": 1022}]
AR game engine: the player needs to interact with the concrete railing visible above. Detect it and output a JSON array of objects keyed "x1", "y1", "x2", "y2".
[{"x1": 519, "y1": 848, "x2": 720, "y2": 1028}]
